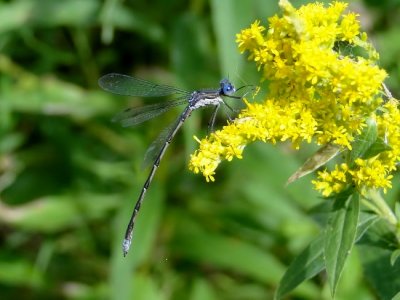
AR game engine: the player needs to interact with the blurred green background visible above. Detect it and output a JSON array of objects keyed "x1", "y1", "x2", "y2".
[{"x1": 1, "y1": 0, "x2": 400, "y2": 299}]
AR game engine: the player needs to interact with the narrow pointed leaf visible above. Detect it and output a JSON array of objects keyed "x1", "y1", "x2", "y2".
[
  {"x1": 361, "y1": 137, "x2": 392, "y2": 160},
  {"x1": 349, "y1": 118, "x2": 377, "y2": 164},
  {"x1": 393, "y1": 291, "x2": 400, "y2": 300},
  {"x1": 391, "y1": 249, "x2": 400, "y2": 266},
  {"x1": 324, "y1": 193, "x2": 360, "y2": 297},
  {"x1": 287, "y1": 144, "x2": 341, "y2": 185},
  {"x1": 275, "y1": 209, "x2": 375, "y2": 299},
  {"x1": 359, "y1": 243, "x2": 400, "y2": 300},
  {"x1": 275, "y1": 234, "x2": 325, "y2": 300}
]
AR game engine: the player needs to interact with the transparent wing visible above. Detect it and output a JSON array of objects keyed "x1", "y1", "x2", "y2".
[
  {"x1": 112, "y1": 98, "x2": 187, "y2": 127},
  {"x1": 142, "y1": 115, "x2": 182, "y2": 169},
  {"x1": 98, "y1": 73, "x2": 189, "y2": 97}
]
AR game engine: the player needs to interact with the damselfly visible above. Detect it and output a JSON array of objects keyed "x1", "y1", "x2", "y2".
[{"x1": 98, "y1": 73, "x2": 247, "y2": 256}]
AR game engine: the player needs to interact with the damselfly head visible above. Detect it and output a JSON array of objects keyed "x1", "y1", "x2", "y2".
[{"x1": 220, "y1": 79, "x2": 236, "y2": 96}]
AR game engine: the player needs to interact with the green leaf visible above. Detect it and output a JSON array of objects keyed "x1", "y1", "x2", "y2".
[
  {"x1": 391, "y1": 249, "x2": 400, "y2": 266},
  {"x1": 175, "y1": 230, "x2": 285, "y2": 284},
  {"x1": 275, "y1": 234, "x2": 325, "y2": 300},
  {"x1": 172, "y1": 212, "x2": 322, "y2": 298},
  {"x1": 395, "y1": 201, "x2": 400, "y2": 220},
  {"x1": 99, "y1": 2, "x2": 164, "y2": 44},
  {"x1": 0, "y1": 259, "x2": 44, "y2": 287},
  {"x1": 324, "y1": 193, "x2": 360, "y2": 297},
  {"x1": 349, "y1": 118, "x2": 378, "y2": 164},
  {"x1": 0, "y1": 197, "x2": 81, "y2": 232},
  {"x1": 274, "y1": 210, "x2": 376, "y2": 299},
  {"x1": 131, "y1": 274, "x2": 164, "y2": 300},
  {"x1": 0, "y1": 1, "x2": 33, "y2": 33},
  {"x1": 189, "y1": 278, "x2": 217, "y2": 300},
  {"x1": 287, "y1": 144, "x2": 341, "y2": 185},
  {"x1": 30, "y1": 0, "x2": 99, "y2": 27},
  {"x1": 362, "y1": 137, "x2": 392, "y2": 159},
  {"x1": 210, "y1": 0, "x2": 252, "y2": 77},
  {"x1": 393, "y1": 291, "x2": 400, "y2": 300},
  {"x1": 171, "y1": 14, "x2": 210, "y2": 87},
  {"x1": 356, "y1": 212, "x2": 379, "y2": 239},
  {"x1": 109, "y1": 185, "x2": 165, "y2": 300},
  {"x1": 0, "y1": 194, "x2": 119, "y2": 232},
  {"x1": 358, "y1": 243, "x2": 400, "y2": 300}
]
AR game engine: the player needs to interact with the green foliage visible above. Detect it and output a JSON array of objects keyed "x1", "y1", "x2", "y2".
[
  {"x1": 1, "y1": 0, "x2": 400, "y2": 299},
  {"x1": 275, "y1": 209, "x2": 378, "y2": 299},
  {"x1": 324, "y1": 192, "x2": 360, "y2": 296}
]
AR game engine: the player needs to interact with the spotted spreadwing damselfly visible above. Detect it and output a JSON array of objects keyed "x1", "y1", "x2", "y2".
[{"x1": 98, "y1": 73, "x2": 250, "y2": 256}]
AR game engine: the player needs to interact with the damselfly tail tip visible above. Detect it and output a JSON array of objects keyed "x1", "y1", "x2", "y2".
[{"x1": 122, "y1": 238, "x2": 131, "y2": 257}]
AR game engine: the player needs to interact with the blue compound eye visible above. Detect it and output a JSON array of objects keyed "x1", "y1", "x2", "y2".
[{"x1": 220, "y1": 79, "x2": 236, "y2": 95}]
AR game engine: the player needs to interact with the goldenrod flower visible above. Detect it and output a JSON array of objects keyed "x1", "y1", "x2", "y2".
[{"x1": 189, "y1": 0, "x2": 398, "y2": 197}]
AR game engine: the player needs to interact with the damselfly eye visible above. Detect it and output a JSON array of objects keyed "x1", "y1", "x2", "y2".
[{"x1": 220, "y1": 79, "x2": 236, "y2": 96}]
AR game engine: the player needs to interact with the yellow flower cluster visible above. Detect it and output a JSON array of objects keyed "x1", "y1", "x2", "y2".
[
  {"x1": 189, "y1": 0, "x2": 398, "y2": 196},
  {"x1": 313, "y1": 98, "x2": 400, "y2": 196},
  {"x1": 312, "y1": 163, "x2": 350, "y2": 197}
]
